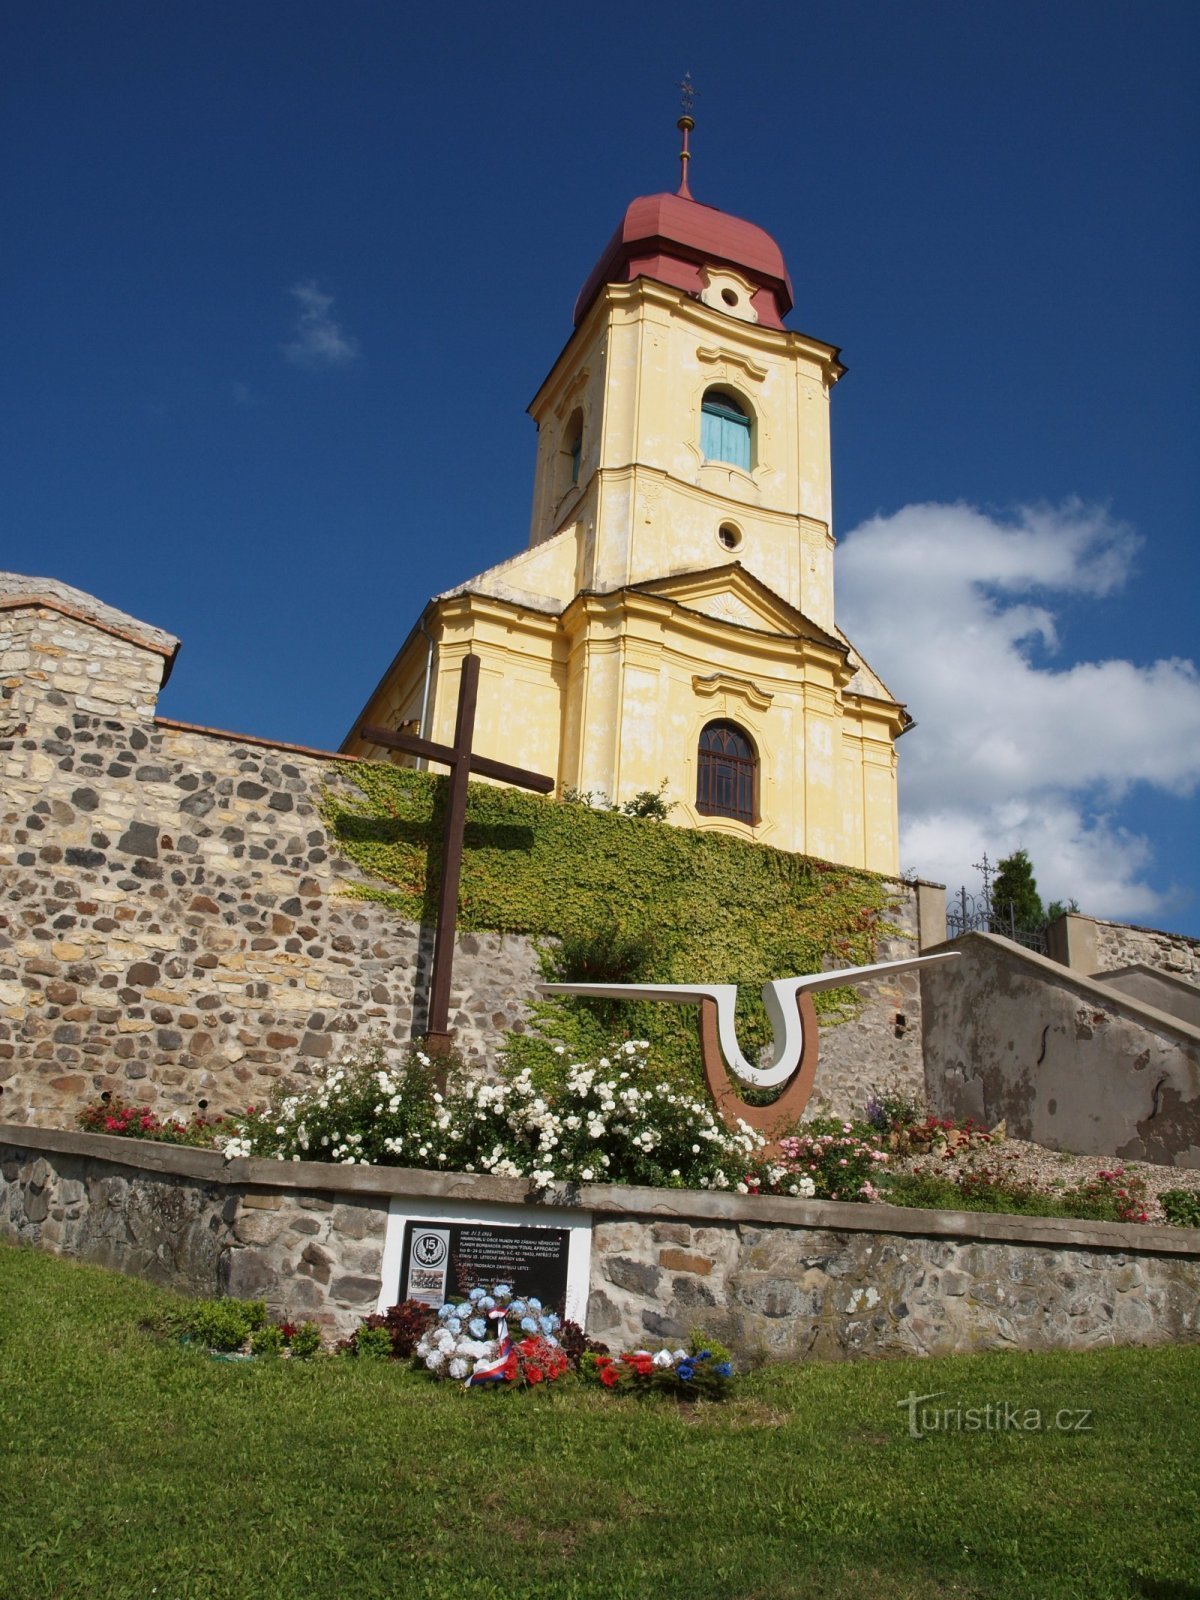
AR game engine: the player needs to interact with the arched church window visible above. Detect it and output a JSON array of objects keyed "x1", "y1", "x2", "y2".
[
  {"x1": 696, "y1": 720, "x2": 757, "y2": 823},
  {"x1": 700, "y1": 389, "x2": 751, "y2": 471}
]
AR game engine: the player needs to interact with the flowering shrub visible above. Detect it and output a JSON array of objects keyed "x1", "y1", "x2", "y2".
[
  {"x1": 583, "y1": 1337, "x2": 736, "y2": 1399},
  {"x1": 863, "y1": 1083, "x2": 924, "y2": 1135},
  {"x1": 884, "y1": 1161, "x2": 1153, "y2": 1224},
  {"x1": 219, "y1": 1041, "x2": 446, "y2": 1166},
  {"x1": 775, "y1": 1121, "x2": 890, "y2": 1201},
  {"x1": 1061, "y1": 1167, "x2": 1149, "y2": 1224},
  {"x1": 447, "y1": 1045, "x2": 764, "y2": 1191},
  {"x1": 414, "y1": 1283, "x2": 567, "y2": 1386},
  {"x1": 78, "y1": 1098, "x2": 236, "y2": 1147},
  {"x1": 224, "y1": 1038, "x2": 768, "y2": 1193}
]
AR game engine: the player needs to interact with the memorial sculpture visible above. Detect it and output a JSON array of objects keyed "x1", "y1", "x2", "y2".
[{"x1": 540, "y1": 953, "x2": 959, "y2": 1147}]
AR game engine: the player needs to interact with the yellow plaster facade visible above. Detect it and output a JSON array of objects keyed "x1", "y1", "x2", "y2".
[{"x1": 343, "y1": 201, "x2": 908, "y2": 873}]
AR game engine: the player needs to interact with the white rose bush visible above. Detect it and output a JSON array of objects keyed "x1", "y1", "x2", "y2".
[
  {"x1": 227, "y1": 1038, "x2": 773, "y2": 1192},
  {"x1": 219, "y1": 1037, "x2": 889, "y2": 1200}
]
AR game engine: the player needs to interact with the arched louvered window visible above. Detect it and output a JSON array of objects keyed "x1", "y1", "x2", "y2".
[
  {"x1": 560, "y1": 408, "x2": 584, "y2": 496},
  {"x1": 696, "y1": 720, "x2": 757, "y2": 823},
  {"x1": 700, "y1": 389, "x2": 751, "y2": 470}
]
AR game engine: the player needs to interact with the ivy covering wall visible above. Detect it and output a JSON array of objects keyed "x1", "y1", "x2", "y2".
[{"x1": 324, "y1": 764, "x2": 901, "y2": 1084}]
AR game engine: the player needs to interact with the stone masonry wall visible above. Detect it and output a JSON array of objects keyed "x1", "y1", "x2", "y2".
[
  {"x1": 4, "y1": 1127, "x2": 1198, "y2": 1357},
  {"x1": 1, "y1": 602, "x2": 167, "y2": 724},
  {"x1": 1092, "y1": 919, "x2": 1200, "y2": 985},
  {"x1": 809, "y1": 884, "x2": 924, "y2": 1119},
  {"x1": 0, "y1": 602, "x2": 541, "y2": 1125},
  {"x1": 1, "y1": 589, "x2": 927, "y2": 1130}
]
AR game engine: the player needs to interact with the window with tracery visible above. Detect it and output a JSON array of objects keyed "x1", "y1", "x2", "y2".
[{"x1": 696, "y1": 719, "x2": 757, "y2": 823}]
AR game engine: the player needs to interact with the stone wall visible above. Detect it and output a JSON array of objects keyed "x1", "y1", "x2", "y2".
[
  {"x1": 922, "y1": 933, "x2": 1200, "y2": 1167},
  {"x1": 0, "y1": 577, "x2": 930, "y2": 1131},
  {"x1": 804, "y1": 885, "x2": 925, "y2": 1119},
  {"x1": 4, "y1": 1126, "x2": 1198, "y2": 1359},
  {"x1": 0, "y1": 598, "x2": 541, "y2": 1124},
  {"x1": 1092, "y1": 918, "x2": 1200, "y2": 984}
]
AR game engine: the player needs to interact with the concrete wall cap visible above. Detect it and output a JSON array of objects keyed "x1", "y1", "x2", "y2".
[{"x1": 4, "y1": 1124, "x2": 1198, "y2": 1259}]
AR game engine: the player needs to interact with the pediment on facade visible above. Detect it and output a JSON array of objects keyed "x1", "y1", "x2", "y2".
[{"x1": 631, "y1": 564, "x2": 845, "y2": 652}]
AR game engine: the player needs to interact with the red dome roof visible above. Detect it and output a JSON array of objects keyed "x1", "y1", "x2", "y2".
[{"x1": 573, "y1": 191, "x2": 794, "y2": 329}]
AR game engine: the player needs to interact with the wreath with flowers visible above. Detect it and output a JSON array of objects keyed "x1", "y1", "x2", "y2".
[
  {"x1": 583, "y1": 1345, "x2": 735, "y2": 1398},
  {"x1": 413, "y1": 1283, "x2": 568, "y2": 1387}
]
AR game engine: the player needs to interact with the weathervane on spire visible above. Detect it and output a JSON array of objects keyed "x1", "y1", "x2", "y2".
[{"x1": 676, "y1": 72, "x2": 697, "y2": 199}]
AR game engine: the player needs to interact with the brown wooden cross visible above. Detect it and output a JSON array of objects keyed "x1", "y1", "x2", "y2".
[{"x1": 359, "y1": 653, "x2": 554, "y2": 1054}]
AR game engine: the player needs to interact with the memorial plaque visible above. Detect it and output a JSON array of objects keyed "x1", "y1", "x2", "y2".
[{"x1": 399, "y1": 1219, "x2": 571, "y2": 1315}]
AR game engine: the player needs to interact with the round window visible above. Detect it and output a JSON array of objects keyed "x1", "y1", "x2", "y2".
[
  {"x1": 721, "y1": 288, "x2": 739, "y2": 307},
  {"x1": 718, "y1": 523, "x2": 743, "y2": 552}
]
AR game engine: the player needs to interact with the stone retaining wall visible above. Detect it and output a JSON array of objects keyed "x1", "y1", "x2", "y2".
[
  {"x1": 4, "y1": 1125, "x2": 1197, "y2": 1362},
  {"x1": 1092, "y1": 919, "x2": 1200, "y2": 984}
]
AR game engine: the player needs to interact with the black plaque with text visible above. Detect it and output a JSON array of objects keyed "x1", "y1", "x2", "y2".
[{"x1": 397, "y1": 1220, "x2": 571, "y2": 1316}]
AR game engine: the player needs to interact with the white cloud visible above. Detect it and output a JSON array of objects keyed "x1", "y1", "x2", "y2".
[
  {"x1": 282, "y1": 280, "x2": 360, "y2": 369},
  {"x1": 837, "y1": 499, "x2": 1200, "y2": 921}
]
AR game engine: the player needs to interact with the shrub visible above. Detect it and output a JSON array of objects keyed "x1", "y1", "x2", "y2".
[
  {"x1": 354, "y1": 1301, "x2": 438, "y2": 1359},
  {"x1": 249, "y1": 1324, "x2": 286, "y2": 1358},
  {"x1": 863, "y1": 1083, "x2": 924, "y2": 1135},
  {"x1": 221, "y1": 1039, "x2": 445, "y2": 1167},
  {"x1": 288, "y1": 1323, "x2": 323, "y2": 1360},
  {"x1": 349, "y1": 1324, "x2": 394, "y2": 1361},
  {"x1": 1060, "y1": 1168, "x2": 1149, "y2": 1224},
  {"x1": 186, "y1": 1298, "x2": 266, "y2": 1353},
  {"x1": 1160, "y1": 1188, "x2": 1200, "y2": 1228},
  {"x1": 78, "y1": 1099, "x2": 235, "y2": 1148},
  {"x1": 231, "y1": 1038, "x2": 768, "y2": 1193},
  {"x1": 774, "y1": 1121, "x2": 890, "y2": 1201},
  {"x1": 556, "y1": 1319, "x2": 610, "y2": 1371}
]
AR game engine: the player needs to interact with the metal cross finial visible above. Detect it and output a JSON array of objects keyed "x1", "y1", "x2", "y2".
[
  {"x1": 973, "y1": 852, "x2": 995, "y2": 897},
  {"x1": 676, "y1": 73, "x2": 697, "y2": 198}
]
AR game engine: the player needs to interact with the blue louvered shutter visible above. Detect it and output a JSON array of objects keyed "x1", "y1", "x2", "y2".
[{"x1": 701, "y1": 392, "x2": 751, "y2": 470}]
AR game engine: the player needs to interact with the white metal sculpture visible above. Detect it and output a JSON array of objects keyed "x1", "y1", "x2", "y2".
[{"x1": 538, "y1": 952, "x2": 959, "y2": 1146}]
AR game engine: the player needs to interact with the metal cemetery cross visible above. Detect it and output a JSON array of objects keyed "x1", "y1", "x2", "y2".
[{"x1": 359, "y1": 654, "x2": 554, "y2": 1054}]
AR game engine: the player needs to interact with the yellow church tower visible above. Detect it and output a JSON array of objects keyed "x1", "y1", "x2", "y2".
[{"x1": 343, "y1": 116, "x2": 908, "y2": 874}]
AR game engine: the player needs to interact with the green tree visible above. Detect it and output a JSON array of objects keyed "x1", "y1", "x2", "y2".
[{"x1": 990, "y1": 849, "x2": 1044, "y2": 933}]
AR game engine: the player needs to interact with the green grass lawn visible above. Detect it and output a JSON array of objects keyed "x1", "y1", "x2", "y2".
[{"x1": 1, "y1": 1244, "x2": 1197, "y2": 1600}]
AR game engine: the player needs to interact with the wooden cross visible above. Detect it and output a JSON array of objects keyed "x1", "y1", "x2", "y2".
[{"x1": 359, "y1": 654, "x2": 554, "y2": 1054}]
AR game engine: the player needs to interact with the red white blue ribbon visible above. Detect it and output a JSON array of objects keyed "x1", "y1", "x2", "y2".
[{"x1": 466, "y1": 1313, "x2": 512, "y2": 1385}]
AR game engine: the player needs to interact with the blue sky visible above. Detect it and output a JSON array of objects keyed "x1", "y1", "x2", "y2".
[{"x1": 4, "y1": 2, "x2": 1198, "y2": 933}]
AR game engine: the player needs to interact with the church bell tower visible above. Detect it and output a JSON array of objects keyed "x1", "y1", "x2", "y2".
[
  {"x1": 345, "y1": 107, "x2": 908, "y2": 875},
  {"x1": 526, "y1": 112, "x2": 845, "y2": 637}
]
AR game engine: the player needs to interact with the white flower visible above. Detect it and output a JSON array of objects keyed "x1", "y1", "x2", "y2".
[
  {"x1": 448, "y1": 1357, "x2": 469, "y2": 1380},
  {"x1": 581, "y1": 1167, "x2": 594, "y2": 1181}
]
